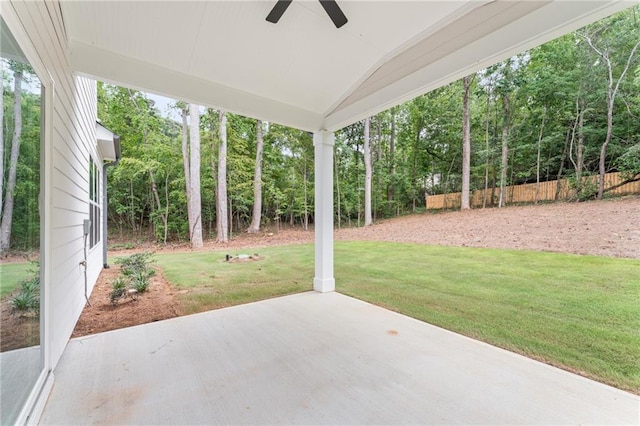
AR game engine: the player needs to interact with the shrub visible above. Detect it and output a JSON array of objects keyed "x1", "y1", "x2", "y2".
[
  {"x1": 11, "y1": 263, "x2": 40, "y2": 313},
  {"x1": 131, "y1": 271, "x2": 150, "y2": 294},
  {"x1": 12, "y1": 289, "x2": 37, "y2": 312},
  {"x1": 109, "y1": 276, "x2": 129, "y2": 305},
  {"x1": 115, "y1": 251, "x2": 155, "y2": 277},
  {"x1": 109, "y1": 252, "x2": 155, "y2": 304}
]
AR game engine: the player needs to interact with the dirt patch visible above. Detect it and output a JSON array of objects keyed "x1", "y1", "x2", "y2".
[
  {"x1": 336, "y1": 196, "x2": 640, "y2": 259},
  {"x1": 70, "y1": 265, "x2": 183, "y2": 338},
  {"x1": 0, "y1": 296, "x2": 39, "y2": 352}
]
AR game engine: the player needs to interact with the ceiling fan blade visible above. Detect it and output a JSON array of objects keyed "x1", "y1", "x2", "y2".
[
  {"x1": 266, "y1": 0, "x2": 293, "y2": 24},
  {"x1": 319, "y1": 0, "x2": 348, "y2": 28}
]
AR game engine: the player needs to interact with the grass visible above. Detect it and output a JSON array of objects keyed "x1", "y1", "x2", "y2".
[
  {"x1": 156, "y1": 246, "x2": 314, "y2": 314},
  {"x1": 0, "y1": 262, "x2": 31, "y2": 298},
  {"x1": 156, "y1": 241, "x2": 640, "y2": 394}
]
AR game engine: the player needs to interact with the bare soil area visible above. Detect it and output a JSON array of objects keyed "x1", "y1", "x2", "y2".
[
  {"x1": 336, "y1": 196, "x2": 640, "y2": 259},
  {"x1": 70, "y1": 266, "x2": 183, "y2": 338},
  {"x1": 2, "y1": 196, "x2": 638, "y2": 349}
]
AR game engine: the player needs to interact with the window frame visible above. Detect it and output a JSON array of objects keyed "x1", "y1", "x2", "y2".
[{"x1": 89, "y1": 157, "x2": 101, "y2": 249}]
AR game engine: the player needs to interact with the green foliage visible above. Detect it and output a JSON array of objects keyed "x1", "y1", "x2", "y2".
[
  {"x1": 131, "y1": 270, "x2": 150, "y2": 293},
  {"x1": 11, "y1": 261, "x2": 39, "y2": 313},
  {"x1": 616, "y1": 144, "x2": 640, "y2": 177},
  {"x1": 115, "y1": 251, "x2": 156, "y2": 278},
  {"x1": 567, "y1": 173, "x2": 599, "y2": 201},
  {"x1": 2, "y1": 59, "x2": 42, "y2": 251},
  {"x1": 109, "y1": 252, "x2": 156, "y2": 303},
  {"x1": 109, "y1": 276, "x2": 129, "y2": 305}
]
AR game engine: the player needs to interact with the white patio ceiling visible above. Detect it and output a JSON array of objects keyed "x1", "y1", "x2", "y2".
[{"x1": 62, "y1": 1, "x2": 633, "y2": 132}]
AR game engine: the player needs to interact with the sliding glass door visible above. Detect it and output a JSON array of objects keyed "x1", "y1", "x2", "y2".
[{"x1": 0, "y1": 15, "x2": 45, "y2": 425}]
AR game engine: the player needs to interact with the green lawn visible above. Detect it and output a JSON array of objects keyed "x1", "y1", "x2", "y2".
[
  {"x1": 0, "y1": 262, "x2": 31, "y2": 298},
  {"x1": 156, "y1": 246, "x2": 314, "y2": 314},
  {"x1": 156, "y1": 242, "x2": 640, "y2": 394}
]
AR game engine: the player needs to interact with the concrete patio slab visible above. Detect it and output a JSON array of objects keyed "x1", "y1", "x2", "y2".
[{"x1": 39, "y1": 292, "x2": 639, "y2": 425}]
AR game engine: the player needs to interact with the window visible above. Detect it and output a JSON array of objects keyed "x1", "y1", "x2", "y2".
[{"x1": 89, "y1": 157, "x2": 101, "y2": 248}]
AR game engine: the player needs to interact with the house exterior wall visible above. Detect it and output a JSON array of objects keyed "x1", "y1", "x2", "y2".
[{"x1": 9, "y1": 0, "x2": 101, "y2": 369}]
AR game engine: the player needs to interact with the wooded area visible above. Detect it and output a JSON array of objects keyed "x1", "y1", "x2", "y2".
[
  {"x1": 1, "y1": 60, "x2": 40, "y2": 253},
  {"x1": 2, "y1": 7, "x2": 639, "y2": 250}
]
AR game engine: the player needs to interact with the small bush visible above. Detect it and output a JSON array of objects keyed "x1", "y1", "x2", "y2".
[
  {"x1": 131, "y1": 271, "x2": 150, "y2": 293},
  {"x1": 11, "y1": 263, "x2": 40, "y2": 313},
  {"x1": 116, "y1": 251, "x2": 155, "y2": 277},
  {"x1": 109, "y1": 252, "x2": 155, "y2": 304},
  {"x1": 109, "y1": 276, "x2": 129, "y2": 305},
  {"x1": 12, "y1": 290, "x2": 37, "y2": 311}
]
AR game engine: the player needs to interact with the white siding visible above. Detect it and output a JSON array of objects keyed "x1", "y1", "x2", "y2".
[{"x1": 10, "y1": 1, "x2": 102, "y2": 368}]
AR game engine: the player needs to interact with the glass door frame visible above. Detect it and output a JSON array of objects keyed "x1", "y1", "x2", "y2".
[{"x1": 2, "y1": 4, "x2": 54, "y2": 424}]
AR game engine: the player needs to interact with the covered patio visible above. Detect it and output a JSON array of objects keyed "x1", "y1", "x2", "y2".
[
  {"x1": 40, "y1": 292, "x2": 638, "y2": 424},
  {"x1": 4, "y1": 0, "x2": 639, "y2": 423},
  {"x1": 58, "y1": 0, "x2": 638, "y2": 293}
]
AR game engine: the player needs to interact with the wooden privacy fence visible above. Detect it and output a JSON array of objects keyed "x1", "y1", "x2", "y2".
[{"x1": 426, "y1": 172, "x2": 640, "y2": 210}]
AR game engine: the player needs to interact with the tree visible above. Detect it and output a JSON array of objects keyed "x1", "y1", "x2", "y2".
[
  {"x1": 247, "y1": 120, "x2": 264, "y2": 233},
  {"x1": 534, "y1": 108, "x2": 546, "y2": 204},
  {"x1": 127, "y1": 89, "x2": 170, "y2": 243},
  {"x1": 180, "y1": 103, "x2": 194, "y2": 241},
  {"x1": 498, "y1": 92, "x2": 510, "y2": 208},
  {"x1": 363, "y1": 117, "x2": 373, "y2": 226},
  {"x1": 216, "y1": 111, "x2": 228, "y2": 242},
  {"x1": 0, "y1": 64, "x2": 24, "y2": 253},
  {"x1": 387, "y1": 107, "x2": 397, "y2": 205},
  {"x1": 188, "y1": 104, "x2": 203, "y2": 247},
  {"x1": 461, "y1": 75, "x2": 472, "y2": 210},
  {"x1": 582, "y1": 14, "x2": 640, "y2": 199}
]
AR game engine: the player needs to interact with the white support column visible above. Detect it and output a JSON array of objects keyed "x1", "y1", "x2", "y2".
[{"x1": 313, "y1": 131, "x2": 335, "y2": 293}]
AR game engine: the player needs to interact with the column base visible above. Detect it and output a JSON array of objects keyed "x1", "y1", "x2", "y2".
[{"x1": 313, "y1": 277, "x2": 335, "y2": 293}]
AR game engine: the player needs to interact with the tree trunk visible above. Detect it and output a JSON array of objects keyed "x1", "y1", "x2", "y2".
[
  {"x1": 576, "y1": 108, "x2": 585, "y2": 193},
  {"x1": 163, "y1": 174, "x2": 170, "y2": 243},
  {"x1": 189, "y1": 104, "x2": 203, "y2": 247},
  {"x1": 461, "y1": 75, "x2": 471, "y2": 210},
  {"x1": 568, "y1": 94, "x2": 584, "y2": 197},
  {"x1": 387, "y1": 109, "x2": 396, "y2": 203},
  {"x1": 534, "y1": 110, "x2": 546, "y2": 204},
  {"x1": 148, "y1": 170, "x2": 166, "y2": 243},
  {"x1": 498, "y1": 92, "x2": 509, "y2": 208},
  {"x1": 303, "y1": 162, "x2": 308, "y2": 231},
  {"x1": 209, "y1": 108, "x2": 218, "y2": 233},
  {"x1": 411, "y1": 132, "x2": 419, "y2": 212},
  {"x1": 216, "y1": 111, "x2": 228, "y2": 242},
  {"x1": 583, "y1": 36, "x2": 640, "y2": 199},
  {"x1": 181, "y1": 106, "x2": 194, "y2": 240},
  {"x1": 482, "y1": 81, "x2": 491, "y2": 209},
  {"x1": 363, "y1": 117, "x2": 372, "y2": 226},
  {"x1": 0, "y1": 70, "x2": 23, "y2": 253},
  {"x1": 598, "y1": 94, "x2": 614, "y2": 199},
  {"x1": 555, "y1": 126, "x2": 571, "y2": 200},
  {"x1": 247, "y1": 120, "x2": 264, "y2": 233}
]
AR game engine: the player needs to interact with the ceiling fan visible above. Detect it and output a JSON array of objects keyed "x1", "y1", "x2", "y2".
[{"x1": 266, "y1": 0, "x2": 348, "y2": 29}]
